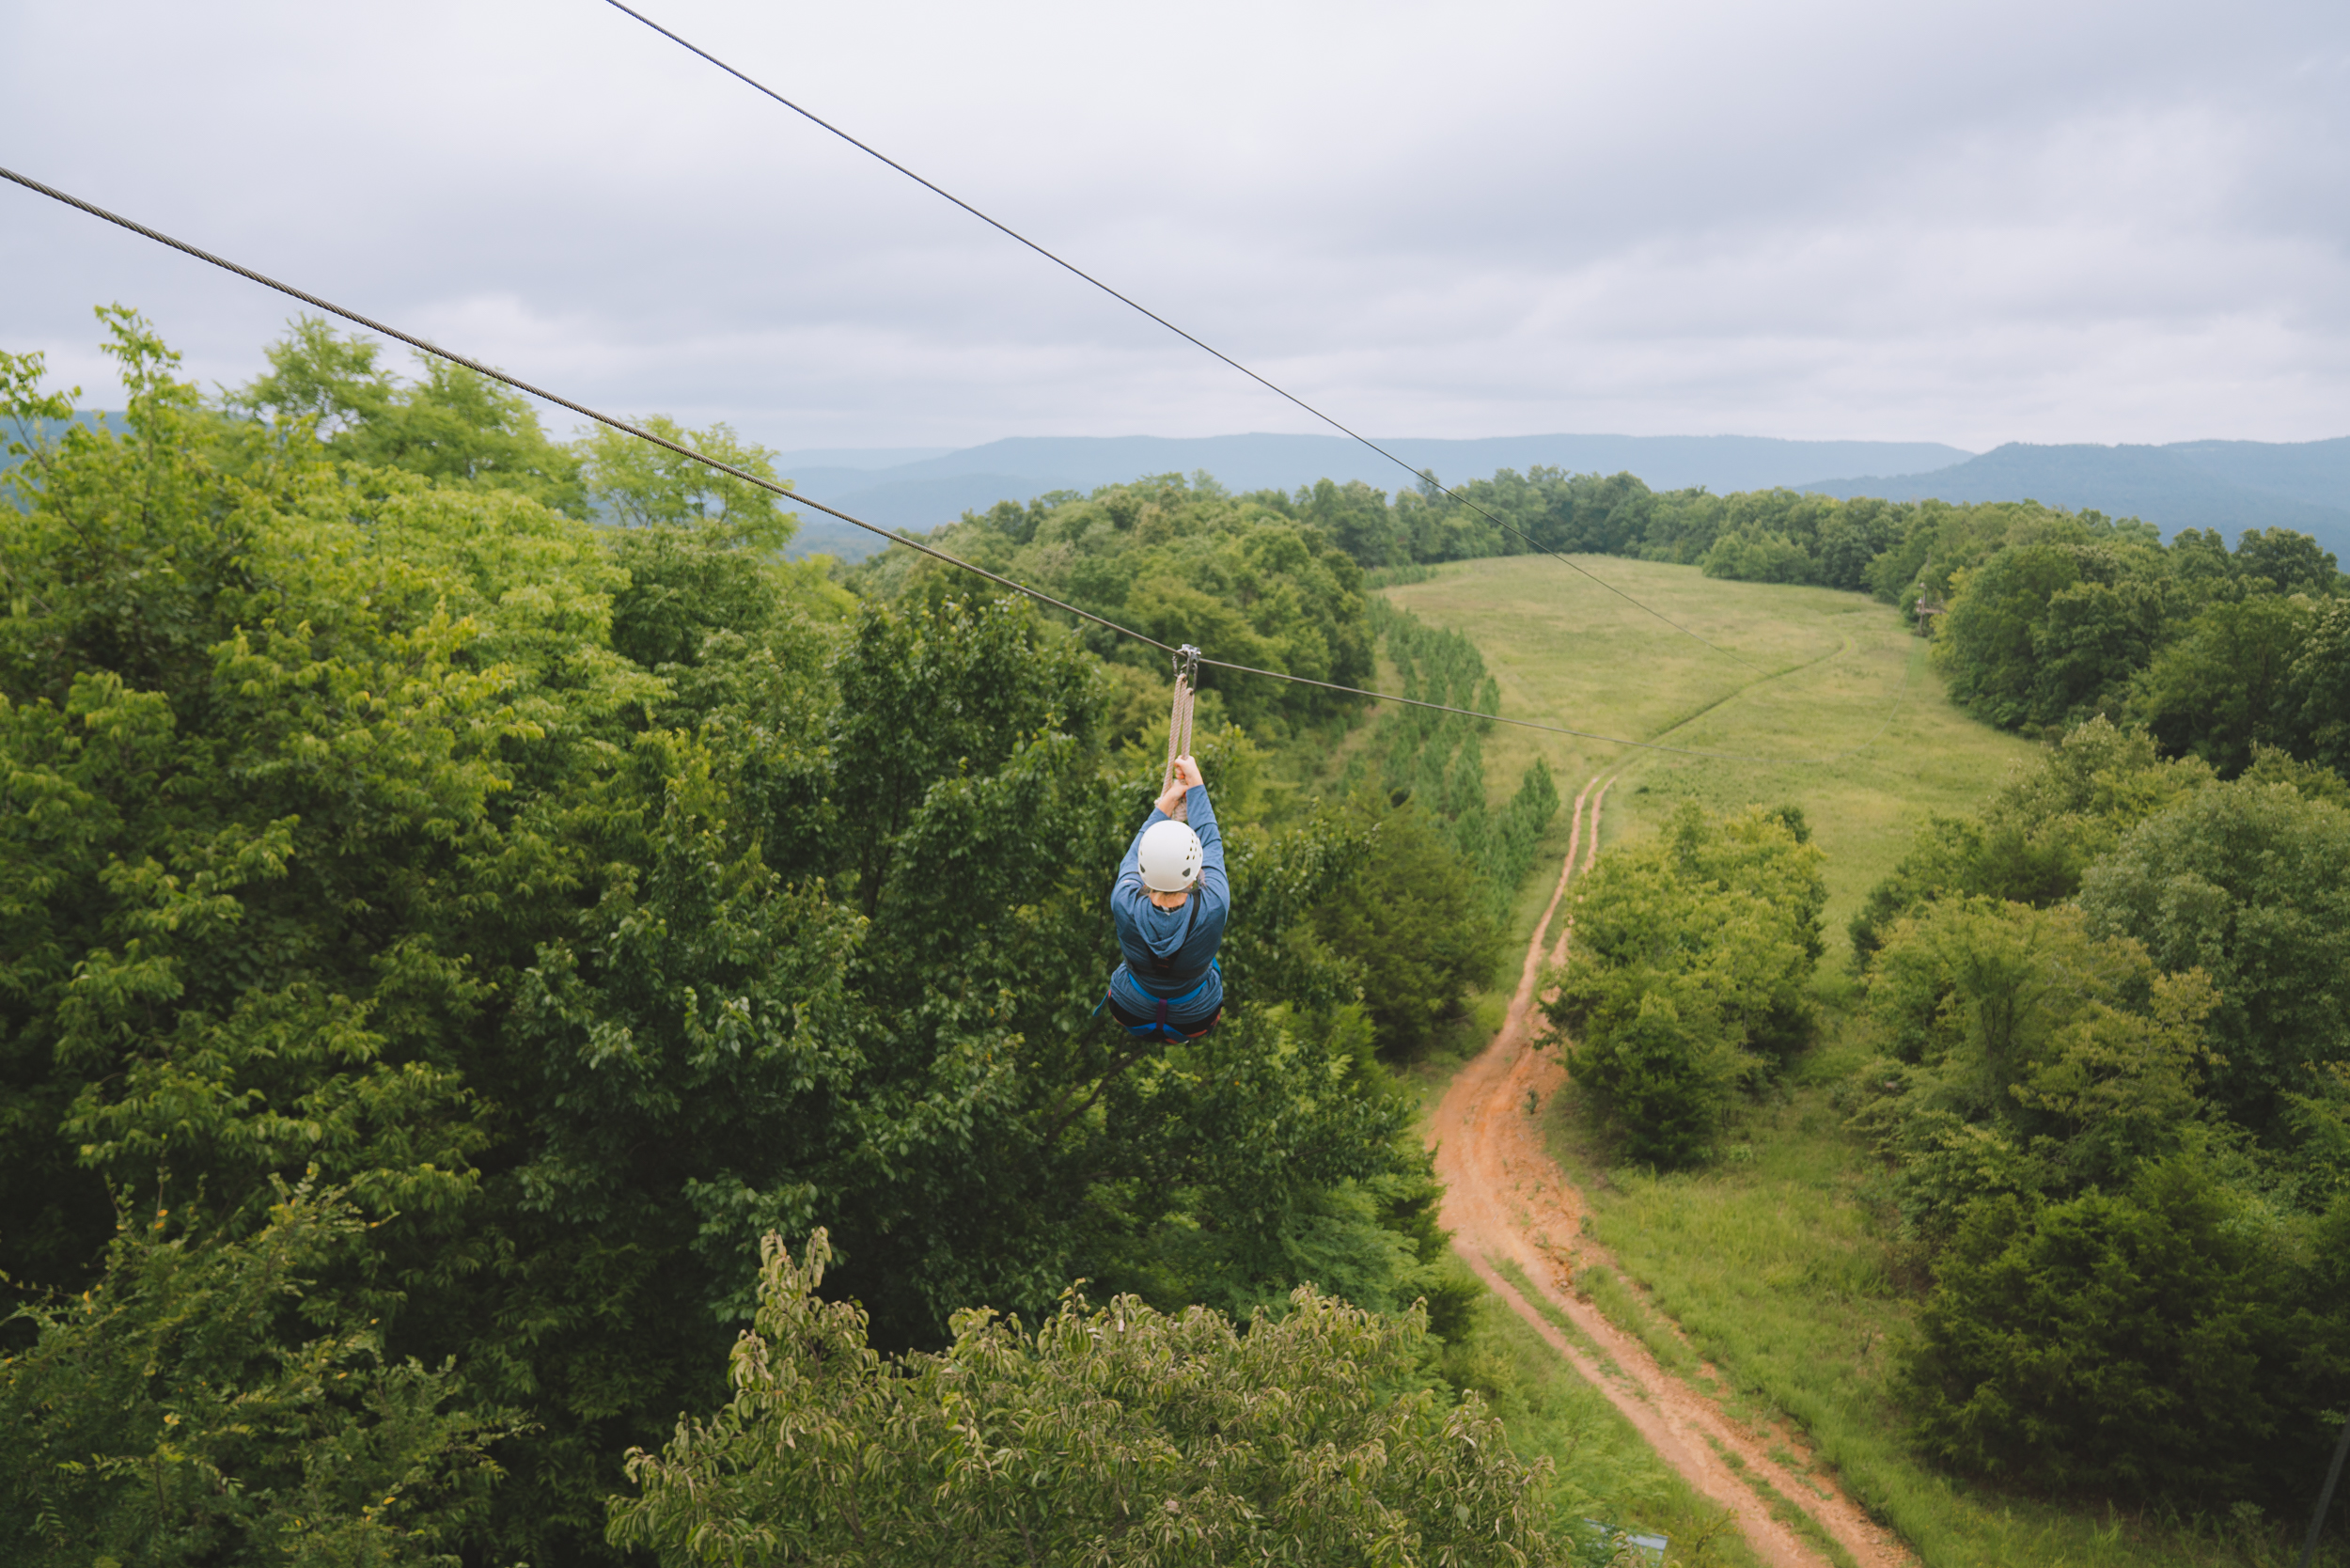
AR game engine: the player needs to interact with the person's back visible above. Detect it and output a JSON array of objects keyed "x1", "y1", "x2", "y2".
[{"x1": 1105, "y1": 755, "x2": 1229, "y2": 1039}]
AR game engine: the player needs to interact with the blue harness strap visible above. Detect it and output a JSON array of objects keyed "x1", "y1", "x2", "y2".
[{"x1": 1106, "y1": 961, "x2": 1221, "y2": 1042}]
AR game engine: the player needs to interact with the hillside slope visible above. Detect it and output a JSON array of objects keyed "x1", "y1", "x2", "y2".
[{"x1": 1362, "y1": 555, "x2": 2034, "y2": 933}]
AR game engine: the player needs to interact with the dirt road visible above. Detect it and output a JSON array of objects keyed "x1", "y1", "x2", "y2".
[{"x1": 1429, "y1": 779, "x2": 1912, "y2": 1568}]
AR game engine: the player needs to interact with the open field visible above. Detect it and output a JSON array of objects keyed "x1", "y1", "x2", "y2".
[{"x1": 1374, "y1": 554, "x2": 2039, "y2": 936}]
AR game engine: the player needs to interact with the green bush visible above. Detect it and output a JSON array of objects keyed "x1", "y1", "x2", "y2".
[
  {"x1": 1700, "y1": 526, "x2": 1819, "y2": 585},
  {"x1": 1, "y1": 1183, "x2": 509, "y2": 1568},
  {"x1": 609, "y1": 1231, "x2": 1559, "y2": 1567},
  {"x1": 1316, "y1": 799, "x2": 1502, "y2": 1057},
  {"x1": 2077, "y1": 776, "x2": 2350, "y2": 1138},
  {"x1": 1854, "y1": 897, "x2": 2218, "y2": 1240},
  {"x1": 858, "y1": 472, "x2": 1373, "y2": 738},
  {"x1": 1547, "y1": 804, "x2": 1825, "y2": 1166},
  {"x1": 1899, "y1": 1159, "x2": 2349, "y2": 1507},
  {"x1": 2129, "y1": 594, "x2": 2319, "y2": 776}
]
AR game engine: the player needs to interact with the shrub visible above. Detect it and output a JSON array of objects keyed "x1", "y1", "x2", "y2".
[
  {"x1": 1898, "y1": 1158, "x2": 2350, "y2": 1507},
  {"x1": 0, "y1": 1183, "x2": 509, "y2": 1567},
  {"x1": 609, "y1": 1231, "x2": 1559, "y2": 1566},
  {"x1": 1547, "y1": 805, "x2": 1825, "y2": 1166}
]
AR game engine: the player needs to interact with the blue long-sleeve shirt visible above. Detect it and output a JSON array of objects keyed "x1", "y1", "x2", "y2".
[{"x1": 1106, "y1": 784, "x2": 1229, "y2": 1026}]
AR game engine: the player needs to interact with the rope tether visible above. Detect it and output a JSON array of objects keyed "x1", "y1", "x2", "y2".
[{"x1": 1160, "y1": 644, "x2": 1200, "y2": 823}]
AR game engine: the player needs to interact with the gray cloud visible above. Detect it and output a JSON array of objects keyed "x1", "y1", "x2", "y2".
[{"x1": 6, "y1": 0, "x2": 2346, "y2": 455}]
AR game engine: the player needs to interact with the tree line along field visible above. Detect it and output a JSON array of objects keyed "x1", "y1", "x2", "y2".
[{"x1": 6, "y1": 305, "x2": 2347, "y2": 1565}]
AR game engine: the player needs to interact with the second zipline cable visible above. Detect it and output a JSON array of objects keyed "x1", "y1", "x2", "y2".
[
  {"x1": 597, "y1": 0, "x2": 1761, "y2": 671},
  {"x1": 0, "y1": 164, "x2": 1907, "y2": 766}
]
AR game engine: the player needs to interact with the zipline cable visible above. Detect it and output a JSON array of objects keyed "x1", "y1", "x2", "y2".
[
  {"x1": 0, "y1": 165, "x2": 1907, "y2": 767},
  {"x1": 597, "y1": 0, "x2": 1762, "y2": 673},
  {"x1": 0, "y1": 166, "x2": 1167, "y2": 658}
]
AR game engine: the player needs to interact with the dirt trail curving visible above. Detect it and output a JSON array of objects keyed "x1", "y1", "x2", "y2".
[{"x1": 1430, "y1": 779, "x2": 1912, "y2": 1568}]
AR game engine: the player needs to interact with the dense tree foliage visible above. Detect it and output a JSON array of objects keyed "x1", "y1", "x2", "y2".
[
  {"x1": 2077, "y1": 777, "x2": 2350, "y2": 1138},
  {"x1": 1899, "y1": 1159, "x2": 2349, "y2": 1502},
  {"x1": 608, "y1": 1231, "x2": 1558, "y2": 1567},
  {"x1": 1919, "y1": 511, "x2": 2343, "y2": 763},
  {"x1": 227, "y1": 315, "x2": 588, "y2": 513},
  {"x1": 1, "y1": 313, "x2": 1485, "y2": 1563},
  {"x1": 1855, "y1": 898, "x2": 2220, "y2": 1239},
  {"x1": 858, "y1": 474, "x2": 1372, "y2": 738},
  {"x1": 1313, "y1": 799, "x2": 1500, "y2": 1060},
  {"x1": 1544, "y1": 805, "x2": 1825, "y2": 1167},
  {"x1": 2, "y1": 1182, "x2": 509, "y2": 1567},
  {"x1": 1845, "y1": 718, "x2": 2350, "y2": 1510}
]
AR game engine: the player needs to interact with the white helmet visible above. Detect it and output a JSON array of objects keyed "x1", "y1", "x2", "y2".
[{"x1": 1137, "y1": 820, "x2": 1203, "y2": 892}]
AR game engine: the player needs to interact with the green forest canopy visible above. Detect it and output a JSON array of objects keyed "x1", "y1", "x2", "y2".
[
  {"x1": 0, "y1": 312, "x2": 1492, "y2": 1564},
  {"x1": 8, "y1": 306, "x2": 2349, "y2": 1560}
]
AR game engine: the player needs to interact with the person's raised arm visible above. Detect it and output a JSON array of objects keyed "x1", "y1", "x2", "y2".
[
  {"x1": 1173, "y1": 757, "x2": 1226, "y2": 901},
  {"x1": 1155, "y1": 754, "x2": 1202, "y2": 819}
]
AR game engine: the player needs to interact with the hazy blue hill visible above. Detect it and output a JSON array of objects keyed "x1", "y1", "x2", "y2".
[
  {"x1": 2166, "y1": 435, "x2": 2350, "y2": 510},
  {"x1": 778, "y1": 431, "x2": 1976, "y2": 557},
  {"x1": 1799, "y1": 439, "x2": 2350, "y2": 557},
  {"x1": 788, "y1": 473, "x2": 1045, "y2": 558},
  {"x1": 856, "y1": 432, "x2": 1974, "y2": 494}
]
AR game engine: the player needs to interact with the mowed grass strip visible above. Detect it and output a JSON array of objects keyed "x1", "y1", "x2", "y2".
[{"x1": 1380, "y1": 554, "x2": 2038, "y2": 934}]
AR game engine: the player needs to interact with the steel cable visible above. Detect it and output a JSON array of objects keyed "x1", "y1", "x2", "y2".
[
  {"x1": 0, "y1": 165, "x2": 1167, "y2": 656},
  {"x1": 2, "y1": 164, "x2": 1910, "y2": 767},
  {"x1": 598, "y1": 0, "x2": 1762, "y2": 672}
]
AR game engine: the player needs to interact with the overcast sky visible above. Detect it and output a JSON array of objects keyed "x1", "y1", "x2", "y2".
[{"x1": 6, "y1": 0, "x2": 2347, "y2": 453}]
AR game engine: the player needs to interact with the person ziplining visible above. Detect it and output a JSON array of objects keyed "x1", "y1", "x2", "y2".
[{"x1": 1103, "y1": 649, "x2": 1229, "y2": 1042}]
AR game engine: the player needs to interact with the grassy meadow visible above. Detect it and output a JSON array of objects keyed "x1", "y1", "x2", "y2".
[
  {"x1": 1376, "y1": 553, "x2": 2039, "y2": 933},
  {"x1": 1343, "y1": 557, "x2": 2338, "y2": 1568}
]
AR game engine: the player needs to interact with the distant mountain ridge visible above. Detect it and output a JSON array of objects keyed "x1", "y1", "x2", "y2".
[
  {"x1": 26, "y1": 416, "x2": 2341, "y2": 565},
  {"x1": 781, "y1": 431, "x2": 2350, "y2": 564},
  {"x1": 780, "y1": 432, "x2": 1975, "y2": 558},
  {"x1": 1796, "y1": 438, "x2": 2350, "y2": 558}
]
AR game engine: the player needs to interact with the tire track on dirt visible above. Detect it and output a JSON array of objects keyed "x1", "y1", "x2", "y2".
[{"x1": 1430, "y1": 780, "x2": 1911, "y2": 1568}]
